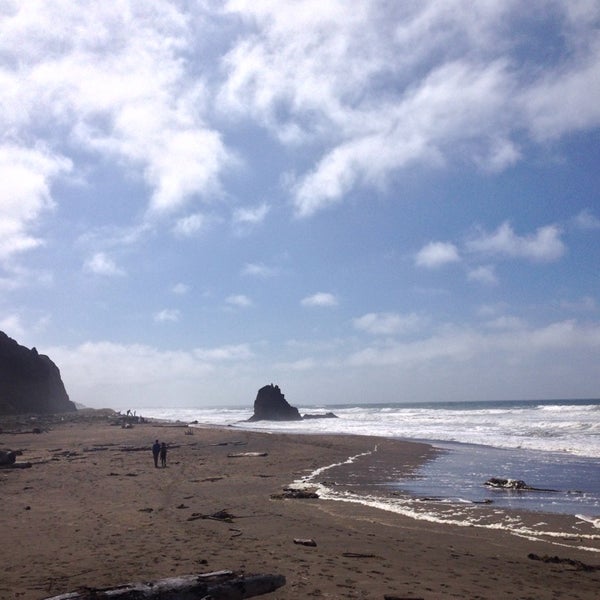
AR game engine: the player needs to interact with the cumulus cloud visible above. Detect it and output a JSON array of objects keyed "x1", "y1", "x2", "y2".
[
  {"x1": 233, "y1": 203, "x2": 270, "y2": 226},
  {"x1": 221, "y1": 1, "x2": 600, "y2": 216},
  {"x1": 154, "y1": 309, "x2": 180, "y2": 323},
  {"x1": 415, "y1": 242, "x2": 460, "y2": 268},
  {"x1": 48, "y1": 341, "x2": 214, "y2": 390},
  {"x1": 467, "y1": 265, "x2": 498, "y2": 285},
  {"x1": 0, "y1": 145, "x2": 72, "y2": 262},
  {"x1": 301, "y1": 292, "x2": 338, "y2": 307},
  {"x1": 172, "y1": 282, "x2": 190, "y2": 295},
  {"x1": 173, "y1": 213, "x2": 206, "y2": 237},
  {"x1": 347, "y1": 319, "x2": 600, "y2": 369},
  {"x1": 242, "y1": 262, "x2": 278, "y2": 277},
  {"x1": 466, "y1": 222, "x2": 565, "y2": 262},
  {"x1": 0, "y1": 2, "x2": 232, "y2": 224},
  {"x1": 0, "y1": 314, "x2": 26, "y2": 339},
  {"x1": 353, "y1": 312, "x2": 425, "y2": 336},
  {"x1": 194, "y1": 344, "x2": 253, "y2": 361},
  {"x1": 573, "y1": 209, "x2": 600, "y2": 230},
  {"x1": 226, "y1": 294, "x2": 253, "y2": 307},
  {"x1": 84, "y1": 252, "x2": 125, "y2": 276},
  {"x1": 3, "y1": 1, "x2": 600, "y2": 230}
]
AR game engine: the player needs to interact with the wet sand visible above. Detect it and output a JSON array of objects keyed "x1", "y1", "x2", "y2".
[{"x1": 1, "y1": 412, "x2": 599, "y2": 599}]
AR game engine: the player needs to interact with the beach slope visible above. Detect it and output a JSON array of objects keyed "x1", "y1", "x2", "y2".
[{"x1": 1, "y1": 415, "x2": 598, "y2": 599}]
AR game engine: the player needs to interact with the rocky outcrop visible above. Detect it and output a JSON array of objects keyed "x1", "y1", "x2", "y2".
[
  {"x1": 302, "y1": 412, "x2": 338, "y2": 420},
  {"x1": 484, "y1": 477, "x2": 558, "y2": 492},
  {"x1": 0, "y1": 331, "x2": 75, "y2": 415},
  {"x1": 248, "y1": 384, "x2": 302, "y2": 421}
]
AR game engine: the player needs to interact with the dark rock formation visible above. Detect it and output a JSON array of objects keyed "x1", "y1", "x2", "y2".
[
  {"x1": 248, "y1": 384, "x2": 302, "y2": 421},
  {"x1": 485, "y1": 477, "x2": 529, "y2": 489},
  {"x1": 0, "y1": 450, "x2": 18, "y2": 465},
  {"x1": 302, "y1": 411, "x2": 338, "y2": 420},
  {"x1": 0, "y1": 331, "x2": 75, "y2": 415},
  {"x1": 484, "y1": 477, "x2": 558, "y2": 492}
]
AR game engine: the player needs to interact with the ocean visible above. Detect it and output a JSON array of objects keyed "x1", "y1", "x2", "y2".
[{"x1": 139, "y1": 399, "x2": 600, "y2": 551}]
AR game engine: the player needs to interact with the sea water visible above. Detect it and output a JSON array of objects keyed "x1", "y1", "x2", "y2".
[{"x1": 139, "y1": 399, "x2": 600, "y2": 548}]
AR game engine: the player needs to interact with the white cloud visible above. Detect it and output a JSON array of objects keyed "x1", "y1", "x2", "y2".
[
  {"x1": 47, "y1": 340, "x2": 214, "y2": 395},
  {"x1": 0, "y1": 145, "x2": 72, "y2": 262},
  {"x1": 232, "y1": 203, "x2": 271, "y2": 234},
  {"x1": 353, "y1": 312, "x2": 424, "y2": 336},
  {"x1": 0, "y1": 2, "x2": 232, "y2": 220},
  {"x1": 226, "y1": 294, "x2": 253, "y2": 308},
  {"x1": 301, "y1": 292, "x2": 338, "y2": 307},
  {"x1": 242, "y1": 262, "x2": 277, "y2": 278},
  {"x1": 154, "y1": 309, "x2": 180, "y2": 323},
  {"x1": 573, "y1": 209, "x2": 600, "y2": 230},
  {"x1": 172, "y1": 282, "x2": 190, "y2": 295},
  {"x1": 522, "y1": 38, "x2": 600, "y2": 141},
  {"x1": 467, "y1": 222, "x2": 565, "y2": 262},
  {"x1": 0, "y1": 314, "x2": 26, "y2": 338},
  {"x1": 3, "y1": 2, "x2": 599, "y2": 226},
  {"x1": 347, "y1": 319, "x2": 600, "y2": 369},
  {"x1": 467, "y1": 265, "x2": 498, "y2": 285},
  {"x1": 173, "y1": 213, "x2": 206, "y2": 237},
  {"x1": 415, "y1": 242, "x2": 460, "y2": 269},
  {"x1": 194, "y1": 344, "x2": 253, "y2": 361},
  {"x1": 221, "y1": 2, "x2": 600, "y2": 216},
  {"x1": 0, "y1": 264, "x2": 53, "y2": 292},
  {"x1": 84, "y1": 252, "x2": 125, "y2": 276}
]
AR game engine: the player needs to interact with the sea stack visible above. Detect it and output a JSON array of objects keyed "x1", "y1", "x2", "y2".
[
  {"x1": 248, "y1": 384, "x2": 302, "y2": 421},
  {"x1": 0, "y1": 331, "x2": 76, "y2": 415}
]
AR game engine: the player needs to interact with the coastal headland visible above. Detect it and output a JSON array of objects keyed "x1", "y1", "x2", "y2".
[{"x1": 1, "y1": 411, "x2": 599, "y2": 599}]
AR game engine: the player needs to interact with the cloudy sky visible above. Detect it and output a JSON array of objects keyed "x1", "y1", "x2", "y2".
[{"x1": 2, "y1": 1, "x2": 600, "y2": 409}]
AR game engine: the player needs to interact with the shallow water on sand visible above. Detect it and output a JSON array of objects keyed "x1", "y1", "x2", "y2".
[
  {"x1": 393, "y1": 441, "x2": 600, "y2": 519},
  {"x1": 293, "y1": 442, "x2": 600, "y2": 552}
]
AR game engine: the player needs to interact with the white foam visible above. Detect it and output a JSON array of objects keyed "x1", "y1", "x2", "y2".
[{"x1": 142, "y1": 400, "x2": 600, "y2": 458}]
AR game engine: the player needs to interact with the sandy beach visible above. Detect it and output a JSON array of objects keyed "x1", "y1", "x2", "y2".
[{"x1": 1, "y1": 412, "x2": 599, "y2": 600}]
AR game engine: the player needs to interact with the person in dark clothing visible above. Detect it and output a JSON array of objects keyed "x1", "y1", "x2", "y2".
[
  {"x1": 160, "y1": 442, "x2": 167, "y2": 468},
  {"x1": 152, "y1": 439, "x2": 160, "y2": 468}
]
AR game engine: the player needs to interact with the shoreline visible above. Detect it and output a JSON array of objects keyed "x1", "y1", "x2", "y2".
[{"x1": 1, "y1": 413, "x2": 600, "y2": 598}]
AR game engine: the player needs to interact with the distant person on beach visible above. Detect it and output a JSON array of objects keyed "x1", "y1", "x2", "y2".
[
  {"x1": 160, "y1": 442, "x2": 167, "y2": 468},
  {"x1": 152, "y1": 439, "x2": 160, "y2": 468}
]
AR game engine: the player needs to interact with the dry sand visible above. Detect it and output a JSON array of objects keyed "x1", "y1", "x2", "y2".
[{"x1": 1, "y1": 412, "x2": 599, "y2": 599}]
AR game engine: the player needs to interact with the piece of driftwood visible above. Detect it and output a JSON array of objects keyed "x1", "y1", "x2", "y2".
[
  {"x1": 0, "y1": 462, "x2": 32, "y2": 469},
  {"x1": 227, "y1": 451, "x2": 268, "y2": 457},
  {"x1": 187, "y1": 509, "x2": 237, "y2": 522},
  {"x1": 528, "y1": 553, "x2": 600, "y2": 571},
  {"x1": 293, "y1": 538, "x2": 317, "y2": 547},
  {"x1": 211, "y1": 440, "x2": 247, "y2": 446},
  {"x1": 342, "y1": 552, "x2": 377, "y2": 558},
  {"x1": 271, "y1": 488, "x2": 319, "y2": 499},
  {"x1": 43, "y1": 570, "x2": 286, "y2": 599}
]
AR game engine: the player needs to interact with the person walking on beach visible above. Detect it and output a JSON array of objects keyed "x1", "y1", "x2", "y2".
[
  {"x1": 152, "y1": 439, "x2": 160, "y2": 468},
  {"x1": 160, "y1": 442, "x2": 167, "y2": 468}
]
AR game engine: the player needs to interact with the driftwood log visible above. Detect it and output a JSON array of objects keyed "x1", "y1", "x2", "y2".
[
  {"x1": 43, "y1": 570, "x2": 286, "y2": 599},
  {"x1": 227, "y1": 452, "x2": 268, "y2": 458}
]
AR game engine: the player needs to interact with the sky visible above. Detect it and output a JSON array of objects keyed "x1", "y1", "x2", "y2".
[{"x1": 1, "y1": 1, "x2": 600, "y2": 410}]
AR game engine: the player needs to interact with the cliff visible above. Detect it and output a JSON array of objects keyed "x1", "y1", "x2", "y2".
[{"x1": 0, "y1": 331, "x2": 75, "y2": 415}]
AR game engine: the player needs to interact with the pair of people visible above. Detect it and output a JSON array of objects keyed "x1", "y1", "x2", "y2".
[{"x1": 151, "y1": 439, "x2": 167, "y2": 468}]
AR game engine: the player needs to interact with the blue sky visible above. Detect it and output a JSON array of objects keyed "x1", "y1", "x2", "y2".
[{"x1": 1, "y1": 1, "x2": 600, "y2": 409}]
